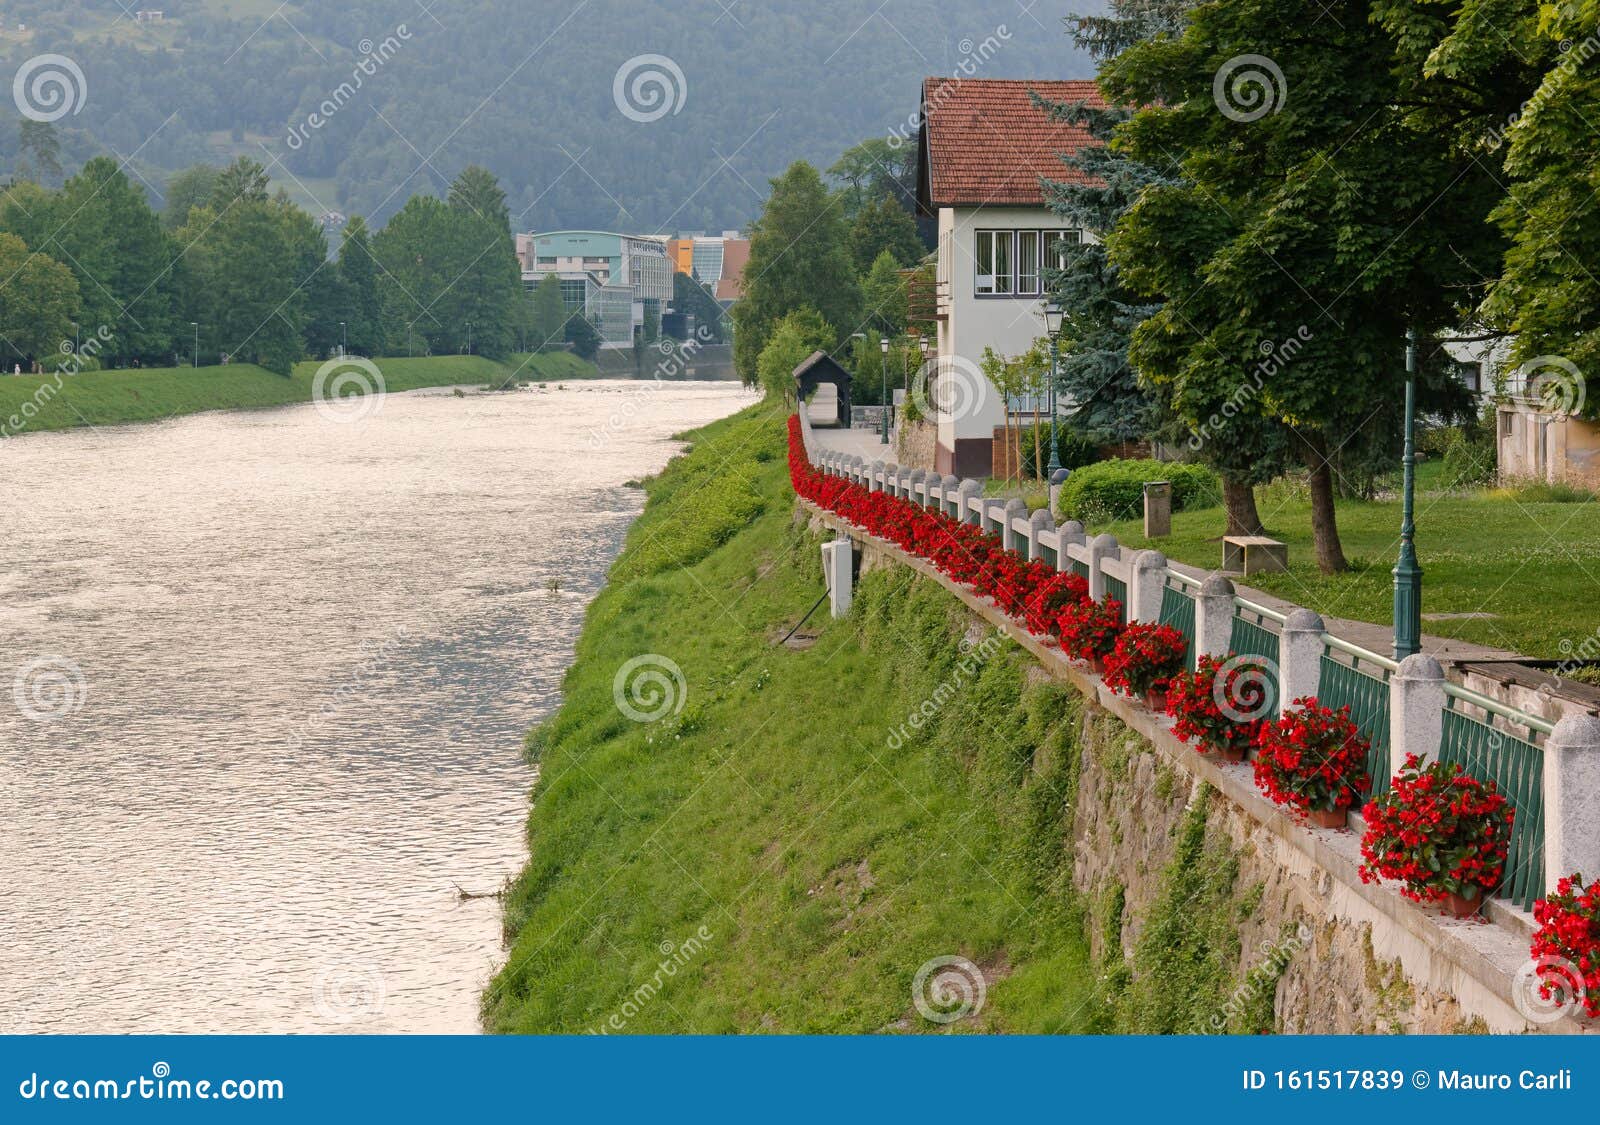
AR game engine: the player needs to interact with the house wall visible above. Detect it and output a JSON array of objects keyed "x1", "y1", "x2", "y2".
[
  {"x1": 1499, "y1": 407, "x2": 1600, "y2": 488},
  {"x1": 936, "y1": 205, "x2": 1084, "y2": 477}
]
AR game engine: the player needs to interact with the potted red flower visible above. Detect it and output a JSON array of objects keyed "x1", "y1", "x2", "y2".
[
  {"x1": 1252, "y1": 699, "x2": 1370, "y2": 828},
  {"x1": 1057, "y1": 597, "x2": 1123, "y2": 670},
  {"x1": 1530, "y1": 874, "x2": 1600, "y2": 1020},
  {"x1": 1164, "y1": 655, "x2": 1265, "y2": 763},
  {"x1": 1023, "y1": 571, "x2": 1089, "y2": 640},
  {"x1": 1104, "y1": 623, "x2": 1188, "y2": 710},
  {"x1": 1359, "y1": 754, "x2": 1513, "y2": 917}
]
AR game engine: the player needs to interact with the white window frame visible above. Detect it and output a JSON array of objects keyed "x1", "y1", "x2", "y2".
[{"x1": 974, "y1": 229, "x2": 1014, "y2": 296}]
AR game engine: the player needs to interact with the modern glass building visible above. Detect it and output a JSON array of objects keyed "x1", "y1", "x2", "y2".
[{"x1": 515, "y1": 231, "x2": 673, "y2": 349}]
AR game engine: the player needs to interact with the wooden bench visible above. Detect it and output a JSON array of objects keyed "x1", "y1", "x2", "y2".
[{"x1": 1223, "y1": 535, "x2": 1288, "y2": 575}]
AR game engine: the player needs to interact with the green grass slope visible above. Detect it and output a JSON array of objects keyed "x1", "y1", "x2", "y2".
[{"x1": 483, "y1": 406, "x2": 1103, "y2": 1034}]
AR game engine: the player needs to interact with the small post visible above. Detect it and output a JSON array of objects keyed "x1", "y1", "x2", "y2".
[
  {"x1": 1057, "y1": 520, "x2": 1086, "y2": 574},
  {"x1": 1128, "y1": 550, "x2": 1167, "y2": 624},
  {"x1": 1002, "y1": 499, "x2": 1028, "y2": 555},
  {"x1": 1143, "y1": 480, "x2": 1173, "y2": 539},
  {"x1": 1087, "y1": 533, "x2": 1119, "y2": 603},
  {"x1": 1194, "y1": 574, "x2": 1236, "y2": 660},
  {"x1": 1388, "y1": 653, "x2": 1445, "y2": 773},
  {"x1": 941, "y1": 475, "x2": 961, "y2": 520},
  {"x1": 1048, "y1": 467, "x2": 1071, "y2": 517},
  {"x1": 1543, "y1": 715, "x2": 1600, "y2": 891},
  {"x1": 1030, "y1": 508, "x2": 1057, "y2": 566},
  {"x1": 958, "y1": 479, "x2": 983, "y2": 526},
  {"x1": 907, "y1": 469, "x2": 926, "y2": 507},
  {"x1": 869, "y1": 460, "x2": 884, "y2": 493},
  {"x1": 822, "y1": 536, "x2": 853, "y2": 618},
  {"x1": 1279, "y1": 609, "x2": 1326, "y2": 711}
]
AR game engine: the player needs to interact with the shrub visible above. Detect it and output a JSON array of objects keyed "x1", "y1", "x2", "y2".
[
  {"x1": 1165, "y1": 655, "x2": 1266, "y2": 759},
  {"x1": 1251, "y1": 699, "x2": 1370, "y2": 817},
  {"x1": 1104, "y1": 623, "x2": 1187, "y2": 699},
  {"x1": 1056, "y1": 458, "x2": 1218, "y2": 523},
  {"x1": 1359, "y1": 755, "x2": 1512, "y2": 907},
  {"x1": 1440, "y1": 429, "x2": 1495, "y2": 488},
  {"x1": 1018, "y1": 422, "x2": 1099, "y2": 479},
  {"x1": 1057, "y1": 597, "x2": 1123, "y2": 663},
  {"x1": 1530, "y1": 874, "x2": 1600, "y2": 1019}
]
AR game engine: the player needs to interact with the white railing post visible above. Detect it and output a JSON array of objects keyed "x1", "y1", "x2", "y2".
[
  {"x1": 1388, "y1": 653, "x2": 1446, "y2": 772},
  {"x1": 1056, "y1": 521, "x2": 1085, "y2": 574},
  {"x1": 1542, "y1": 715, "x2": 1600, "y2": 892},
  {"x1": 1279, "y1": 609, "x2": 1326, "y2": 709},
  {"x1": 958, "y1": 479, "x2": 983, "y2": 526},
  {"x1": 1030, "y1": 509, "x2": 1056, "y2": 565},
  {"x1": 1194, "y1": 574, "x2": 1236, "y2": 660},
  {"x1": 907, "y1": 469, "x2": 925, "y2": 506},
  {"x1": 822, "y1": 535, "x2": 853, "y2": 618},
  {"x1": 868, "y1": 460, "x2": 884, "y2": 493},
  {"x1": 942, "y1": 475, "x2": 961, "y2": 520},
  {"x1": 1002, "y1": 499, "x2": 1028, "y2": 554},
  {"x1": 1128, "y1": 550, "x2": 1167, "y2": 624},
  {"x1": 1087, "y1": 533, "x2": 1118, "y2": 602}
]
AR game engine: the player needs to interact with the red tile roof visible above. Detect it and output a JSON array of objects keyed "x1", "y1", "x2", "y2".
[{"x1": 918, "y1": 78, "x2": 1105, "y2": 209}]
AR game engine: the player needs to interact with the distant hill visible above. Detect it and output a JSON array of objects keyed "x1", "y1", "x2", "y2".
[{"x1": 0, "y1": 0, "x2": 1097, "y2": 230}]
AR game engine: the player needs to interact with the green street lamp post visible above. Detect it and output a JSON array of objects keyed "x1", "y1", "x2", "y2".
[
  {"x1": 191, "y1": 322, "x2": 199, "y2": 369},
  {"x1": 1393, "y1": 327, "x2": 1423, "y2": 660},
  {"x1": 879, "y1": 335, "x2": 891, "y2": 445},
  {"x1": 1041, "y1": 297, "x2": 1064, "y2": 476}
]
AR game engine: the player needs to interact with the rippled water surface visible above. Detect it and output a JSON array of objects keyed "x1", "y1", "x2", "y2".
[{"x1": 0, "y1": 381, "x2": 752, "y2": 1033}]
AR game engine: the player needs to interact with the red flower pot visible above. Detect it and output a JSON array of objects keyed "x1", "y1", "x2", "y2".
[
  {"x1": 1088, "y1": 654, "x2": 1105, "y2": 675},
  {"x1": 1145, "y1": 687, "x2": 1169, "y2": 712},
  {"x1": 1306, "y1": 807, "x2": 1347, "y2": 830},
  {"x1": 1441, "y1": 891, "x2": 1484, "y2": 919},
  {"x1": 1215, "y1": 745, "x2": 1248, "y2": 764}
]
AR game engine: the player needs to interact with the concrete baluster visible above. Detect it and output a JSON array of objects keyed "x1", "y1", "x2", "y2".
[
  {"x1": 958, "y1": 479, "x2": 983, "y2": 526},
  {"x1": 1388, "y1": 654, "x2": 1446, "y2": 773},
  {"x1": 1056, "y1": 520, "x2": 1086, "y2": 574},
  {"x1": 942, "y1": 475, "x2": 962, "y2": 521},
  {"x1": 1002, "y1": 499, "x2": 1028, "y2": 555},
  {"x1": 1279, "y1": 609, "x2": 1326, "y2": 712},
  {"x1": 1128, "y1": 550, "x2": 1167, "y2": 625},
  {"x1": 1087, "y1": 533, "x2": 1119, "y2": 603},
  {"x1": 1543, "y1": 715, "x2": 1600, "y2": 892},
  {"x1": 1194, "y1": 574, "x2": 1236, "y2": 661},
  {"x1": 1030, "y1": 509, "x2": 1056, "y2": 566}
]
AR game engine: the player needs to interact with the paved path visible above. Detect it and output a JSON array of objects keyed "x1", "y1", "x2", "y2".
[{"x1": 810, "y1": 420, "x2": 894, "y2": 462}]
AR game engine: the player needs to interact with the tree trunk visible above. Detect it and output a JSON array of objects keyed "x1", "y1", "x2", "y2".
[
  {"x1": 1303, "y1": 434, "x2": 1349, "y2": 574},
  {"x1": 1221, "y1": 476, "x2": 1264, "y2": 536}
]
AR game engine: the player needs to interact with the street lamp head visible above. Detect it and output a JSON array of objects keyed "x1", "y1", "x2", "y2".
[
  {"x1": 1042, "y1": 297, "x2": 1064, "y2": 335},
  {"x1": 879, "y1": 337, "x2": 889, "y2": 355}
]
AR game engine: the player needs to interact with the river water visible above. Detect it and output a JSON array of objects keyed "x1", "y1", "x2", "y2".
[{"x1": 0, "y1": 380, "x2": 752, "y2": 1034}]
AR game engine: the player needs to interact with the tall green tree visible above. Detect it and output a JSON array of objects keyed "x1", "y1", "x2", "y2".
[
  {"x1": 176, "y1": 197, "x2": 305, "y2": 374},
  {"x1": 445, "y1": 167, "x2": 522, "y2": 356},
  {"x1": 447, "y1": 165, "x2": 512, "y2": 235},
  {"x1": 848, "y1": 193, "x2": 923, "y2": 274},
  {"x1": 529, "y1": 274, "x2": 567, "y2": 350},
  {"x1": 163, "y1": 164, "x2": 220, "y2": 230},
  {"x1": 210, "y1": 156, "x2": 270, "y2": 211},
  {"x1": 16, "y1": 120, "x2": 62, "y2": 184},
  {"x1": 0, "y1": 232, "x2": 80, "y2": 367},
  {"x1": 1104, "y1": 0, "x2": 1507, "y2": 571},
  {"x1": 732, "y1": 161, "x2": 860, "y2": 386},
  {"x1": 338, "y1": 216, "x2": 385, "y2": 356},
  {"x1": 861, "y1": 248, "x2": 907, "y2": 337},
  {"x1": 757, "y1": 307, "x2": 835, "y2": 402},
  {"x1": 828, "y1": 137, "x2": 918, "y2": 216}
]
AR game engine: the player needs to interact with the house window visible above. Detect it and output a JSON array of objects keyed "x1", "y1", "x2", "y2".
[
  {"x1": 1016, "y1": 231, "x2": 1040, "y2": 295},
  {"x1": 975, "y1": 230, "x2": 1013, "y2": 295},
  {"x1": 1045, "y1": 229, "x2": 1082, "y2": 272},
  {"x1": 1454, "y1": 361, "x2": 1483, "y2": 393}
]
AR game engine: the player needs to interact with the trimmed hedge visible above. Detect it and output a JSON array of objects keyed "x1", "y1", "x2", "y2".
[{"x1": 1057, "y1": 458, "x2": 1219, "y2": 523}]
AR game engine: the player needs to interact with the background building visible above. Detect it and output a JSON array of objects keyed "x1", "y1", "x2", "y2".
[
  {"x1": 667, "y1": 231, "x2": 751, "y2": 306},
  {"x1": 516, "y1": 231, "x2": 673, "y2": 349}
]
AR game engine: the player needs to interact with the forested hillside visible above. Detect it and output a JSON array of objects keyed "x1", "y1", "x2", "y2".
[{"x1": 0, "y1": 0, "x2": 1094, "y2": 229}]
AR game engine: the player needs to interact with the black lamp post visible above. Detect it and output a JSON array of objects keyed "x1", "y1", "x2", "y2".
[
  {"x1": 879, "y1": 335, "x2": 891, "y2": 444},
  {"x1": 1041, "y1": 297, "x2": 1065, "y2": 475}
]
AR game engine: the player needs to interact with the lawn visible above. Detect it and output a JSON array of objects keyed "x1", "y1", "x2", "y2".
[{"x1": 1100, "y1": 465, "x2": 1600, "y2": 659}]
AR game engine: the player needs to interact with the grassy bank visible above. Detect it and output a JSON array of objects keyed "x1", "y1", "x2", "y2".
[
  {"x1": 1102, "y1": 466, "x2": 1596, "y2": 658},
  {"x1": 0, "y1": 352, "x2": 600, "y2": 435},
  {"x1": 484, "y1": 404, "x2": 1105, "y2": 1033}
]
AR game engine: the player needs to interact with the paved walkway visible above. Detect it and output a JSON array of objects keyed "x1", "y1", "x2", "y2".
[{"x1": 810, "y1": 420, "x2": 894, "y2": 462}]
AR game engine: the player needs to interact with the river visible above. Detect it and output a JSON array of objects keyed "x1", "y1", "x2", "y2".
[{"x1": 0, "y1": 380, "x2": 753, "y2": 1034}]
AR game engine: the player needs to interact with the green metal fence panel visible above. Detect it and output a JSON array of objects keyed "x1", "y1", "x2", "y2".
[
  {"x1": 1071, "y1": 559, "x2": 1089, "y2": 579},
  {"x1": 1228, "y1": 611, "x2": 1281, "y2": 713},
  {"x1": 1318, "y1": 651, "x2": 1392, "y2": 798},
  {"x1": 1159, "y1": 584, "x2": 1198, "y2": 672},
  {"x1": 1104, "y1": 575, "x2": 1128, "y2": 625},
  {"x1": 1439, "y1": 704, "x2": 1545, "y2": 912}
]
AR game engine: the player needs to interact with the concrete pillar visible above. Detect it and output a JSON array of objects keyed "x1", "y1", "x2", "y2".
[
  {"x1": 1057, "y1": 520, "x2": 1086, "y2": 574},
  {"x1": 1388, "y1": 653, "x2": 1446, "y2": 772},
  {"x1": 869, "y1": 460, "x2": 884, "y2": 493},
  {"x1": 1087, "y1": 533, "x2": 1119, "y2": 603},
  {"x1": 942, "y1": 475, "x2": 962, "y2": 521},
  {"x1": 1030, "y1": 509, "x2": 1056, "y2": 566},
  {"x1": 884, "y1": 463, "x2": 898, "y2": 498},
  {"x1": 907, "y1": 469, "x2": 925, "y2": 507},
  {"x1": 1279, "y1": 608, "x2": 1326, "y2": 711},
  {"x1": 822, "y1": 536, "x2": 853, "y2": 618},
  {"x1": 1195, "y1": 573, "x2": 1236, "y2": 660},
  {"x1": 1543, "y1": 715, "x2": 1600, "y2": 891},
  {"x1": 1128, "y1": 550, "x2": 1167, "y2": 625},
  {"x1": 958, "y1": 479, "x2": 983, "y2": 526},
  {"x1": 1048, "y1": 468, "x2": 1072, "y2": 516},
  {"x1": 1002, "y1": 498, "x2": 1028, "y2": 555}
]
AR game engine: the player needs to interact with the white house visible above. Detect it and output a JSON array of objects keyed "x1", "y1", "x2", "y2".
[{"x1": 915, "y1": 77, "x2": 1103, "y2": 477}]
